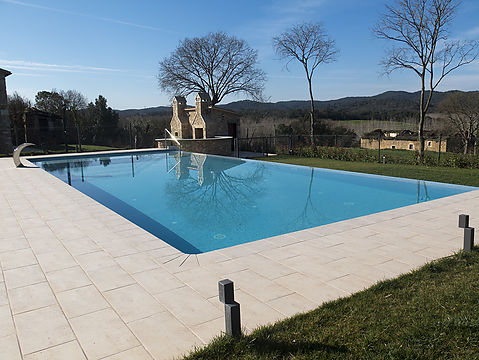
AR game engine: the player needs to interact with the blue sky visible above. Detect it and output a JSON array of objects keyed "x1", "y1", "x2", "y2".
[{"x1": 1, "y1": 0, "x2": 478, "y2": 110}]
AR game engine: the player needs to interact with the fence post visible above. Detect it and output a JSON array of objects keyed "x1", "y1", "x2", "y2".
[
  {"x1": 289, "y1": 135, "x2": 293, "y2": 154},
  {"x1": 218, "y1": 279, "x2": 241, "y2": 337},
  {"x1": 378, "y1": 133, "x2": 381, "y2": 163},
  {"x1": 437, "y1": 134, "x2": 442, "y2": 165}
]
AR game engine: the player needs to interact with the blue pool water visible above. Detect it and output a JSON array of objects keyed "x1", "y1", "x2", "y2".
[{"x1": 31, "y1": 151, "x2": 476, "y2": 254}]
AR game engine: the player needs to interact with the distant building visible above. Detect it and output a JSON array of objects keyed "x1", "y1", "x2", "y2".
[
  {"x1": 170, "y1": 93, "x2": 240, "y2": 141},
  {"x1": 0, "y1": 68, "x2": 13, "y2": 154},
  {"x1": 22, "y1": 108, "x2": 63, "y2": 145},
  {"x1": 361, "y1": 129, "x2": 448, "y2": 152}
]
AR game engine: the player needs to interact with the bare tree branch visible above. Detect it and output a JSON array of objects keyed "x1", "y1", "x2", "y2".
[
  {"x1": 158, "y1": 32, "x2": 266, "y2": 106},
  {"x1": 273, "y1": 22, "x2": 339, "y2": 143},
  {"x1": 373, "y1": 0, "x2": 479, "y2": 162}
]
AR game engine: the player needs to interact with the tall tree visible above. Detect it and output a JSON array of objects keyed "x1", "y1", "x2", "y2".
[
  {"x1": 86, "y1": 95, "x2": 119, "y2": 145},
  {"x1": 34, "y1": 90, "x2": 64, "y2": 116},
  {"x1": 7, "y1": 92, "x2": 31, "y2": 145},
  {"x1": 61, "y1": 90, "x2": 88, "y2": 151},
  {"x1": 374, "y1": 0, "x2": 479, "y2": 161},
  {"x1": 273, "y1": 23, "x2": 338, "y2": 143},
  {"x1": 158, "y1": 32, "x2": 266, "y2": 106},
  {"x1": 440, "y1": 92, "x2": 479, "y2": 154}
]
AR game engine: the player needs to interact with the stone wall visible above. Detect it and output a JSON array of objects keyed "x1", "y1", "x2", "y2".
[
  {"x1": 157, "y1": 136, "x2": 233, "y2": 156},
  {"x1": 361, "y1": 138, "x2": 447, "y2": 152},
  {"x1": 0, "y1": 69, "x2": 13, "y2": 155}
]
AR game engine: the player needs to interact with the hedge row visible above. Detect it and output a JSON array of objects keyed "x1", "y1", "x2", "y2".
[{"x1": 290, "y1": 146, "x2": 479, "y2": 169}]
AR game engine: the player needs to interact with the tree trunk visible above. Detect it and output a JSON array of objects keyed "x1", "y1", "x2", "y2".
[
  {"x1": 307, "y1": 76, "x2": 315, "y2": 146},
  {"x1": 464, "y1": 138, "x2": 469, "y2": 154},
  {"x1": 418, "y1": 78, "x2": 426, "y2": 162}
]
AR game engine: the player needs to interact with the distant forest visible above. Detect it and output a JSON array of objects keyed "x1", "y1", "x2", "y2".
[{"x1": 118, "y1": 90, "x2": 478, "y2": 141}]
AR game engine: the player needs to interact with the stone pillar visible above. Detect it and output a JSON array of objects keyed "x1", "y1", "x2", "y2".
[{"x1": 0, "y1": 68, "x2": 13, "y2": 155}]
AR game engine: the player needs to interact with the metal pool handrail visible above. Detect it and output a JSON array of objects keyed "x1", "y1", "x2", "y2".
[{"x1": 164, "y1": 129, "x2": 182, "y2": 154}]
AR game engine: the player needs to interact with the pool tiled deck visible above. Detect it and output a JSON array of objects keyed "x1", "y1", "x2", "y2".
[{"x1": 1, "y1": 154, "x2": 479, "y2": 359}]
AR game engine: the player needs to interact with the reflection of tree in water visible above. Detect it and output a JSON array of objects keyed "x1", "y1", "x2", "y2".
[
  {"x1": 99, "y1": 158, "x2": 111, "y2": 167},
  {"x1": 165, "y1": 153, "x2": 265, "y2": 225},
  {"x1": 41, "y1": 159, "x2": 92, "y2": 174},
  {"x1": 289, "y1": 167, "x2": 322, "y2": 228}
]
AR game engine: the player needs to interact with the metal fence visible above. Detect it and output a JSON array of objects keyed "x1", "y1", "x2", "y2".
[{"x1": 236, "y1": 134, "x2": 359, "y2": 156}]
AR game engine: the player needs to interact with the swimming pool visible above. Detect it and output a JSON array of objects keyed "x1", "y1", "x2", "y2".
[{"x1": 30, "y1": 151, "x2": 476, "y2": 253}]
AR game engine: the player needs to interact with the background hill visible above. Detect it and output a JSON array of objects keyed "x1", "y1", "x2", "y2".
[{"x1": 118, "y1": 90, "x2": 473, "y2": 118}]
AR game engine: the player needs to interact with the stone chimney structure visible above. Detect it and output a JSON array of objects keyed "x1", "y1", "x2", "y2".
[
  {"x1": 195, "y1": 92, "x2": 211, "y2": 116},
  {"x1": 0, "y1": 68, "x2": 13, "y2": 155}
]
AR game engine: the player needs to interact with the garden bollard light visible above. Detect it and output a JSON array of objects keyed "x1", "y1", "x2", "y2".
[
  {"x1": 218, "y1": 279, "x2": 241, "y2": 337},
  {"x1": 464, "y1": 227, "x2": 474, "y2": 252},
  {"x1": 459, "y1": 214, "x2": 474, "y2": 252},
  {"x1": 459, "y1": 214, "x2": 469, "y2": 229}
]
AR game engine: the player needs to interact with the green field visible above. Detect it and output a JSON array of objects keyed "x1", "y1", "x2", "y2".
[
  {"x1": 257, "y1": 155, "x2": 479, "y2": 187},
  {"x1": 185, "y1": 250, "x2": 479, "y2": 360},
  {"x1": 0, "y1": 144, "x2": 124, "y2": 157}
]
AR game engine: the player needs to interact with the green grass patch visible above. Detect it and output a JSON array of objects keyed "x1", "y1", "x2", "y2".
[
  {"x1": 257, "y1": 155, "x2": 479, "y2": 187},
  {"x1": 185, "y1": 249, "x2": 479, "y2": 359},
  {"x1": 0, "y1": 144, "x2": 125, "y2": 157}
]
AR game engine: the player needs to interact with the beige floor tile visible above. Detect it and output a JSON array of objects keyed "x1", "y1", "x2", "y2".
[
  {"x1": 233, "y1": 253, "x2": 295, "y2": 280},
  {"x1": 132, "y1": 267, "x2": 185, "y2": 295},
  {"x1": 9, "y1": 282, "x2": 57, "y2": 314},
  {"x1": 46, "y1": 266, "x2": 92, "y2": 292},
  {"x1": 326, "y1": 274, "x2": 376, "y2": 295},
  {"x1": 230, "y1": 269, "x2": 293, "y2": 302},
  {"x1": 101, "y1": 346, "x2": 153, "y2": 360},
  {"x1": 0, "y1": 303, "x2": 16, "y2": 338},
  {"x1": 274, "y1": 272, "x2": 347, "y2": 304},
  {"x1": 23, "y1": 340, "x2": 86, "y2": 360},
  {"x1": 268, "y1": 292, "x2": 317, "y2": 317},
  {"x1": 373, "y1": 259, "x2": 415, "y2": 279},
  {"x1": 199, "y1": 258, "x2": 248, "y2": 277},
  {"x1": 129, "y1": 312, "x2": 202, "y2": 360},
  {"x1": 36, "y1": 249, "x2": 77, "y2": 273},
  {"x1": 88, "y1": 265, "x2": 135, "y2": 292},
  {"x1": 14, "y1": 304, "x2": 75, "y2": 355},
  {"x1": 0, "y1": 333, "x2": 22, "y2": 360},
  {"x1": 158, "y1": 254, "x2": 200, "y2": 274},
  {"x1": 234, "y1": 289, "x2": 283, "y2": 331},
  {"x1": 174, "y1": 267, "x2": 222, "y2": 299},
  {"x1": 104, "y1": 284, "x2": 165, "y2": 323},
  {"x1": 196, "y1": 251, "x2": 231, "y2": 266},
  {"x1": 70, "y1": 308, "x2": 139, "y2": 360},
  {"x1": 62, "y1": 238, "x2": 99, "y2": 256},
  {"x1": 4, "y1": 264, "x2": 46, "y2": 289},
  {"x1": 0, "y1": 236, "x2": 30, "y2": 253},
  {"x1": 76, "y1": 251, "x2": 117, "y2": 272},
  {"x1": 189, "y1": 316, "x2": 224, "y2": 344},
  {"x1": 0, "y1": 248, "x2": 37, "y2": 270},
  {"x1": 155, "y1": 286, "x2": 222, "y2": 326},
  {"x1": 57, "y1": 285, "x2": 110, "y2": 319},
  {"x1": 115, "y1": 253, "x2": 159, "y2": 274},
  {"x1": 0, "y1": 281, "x2": 8, "y2": 306}
]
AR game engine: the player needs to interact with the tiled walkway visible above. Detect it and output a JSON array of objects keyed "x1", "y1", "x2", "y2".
[{"x1": 0, "y1": 154, "x2": 478, "y2": 359}]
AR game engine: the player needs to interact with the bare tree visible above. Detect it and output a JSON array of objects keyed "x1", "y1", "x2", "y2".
[
  {"x1": 273, "y1": 23, "x2": 338, "y2": 143},
  {"x1": 158, "y1": 32, "x2": 266, "y2": 106},
  {"x1": 60, "y1": 90, "x2": 88, "y2": 151},
  {"x1": 374, "y1": 0, "x2": 479, "y2": 161},
  {"x1": 440, "y1": 92, "x2": 479, "y2": 154}
]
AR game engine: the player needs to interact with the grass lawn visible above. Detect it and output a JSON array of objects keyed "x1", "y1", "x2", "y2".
[
  {"x1": 185, "y1": 249, "x2": 479, "y2": 359},
  {"x1": 256, "y1": 155, "x2": 479, "y2": 187},
  {"x1": 0, "y1": 144, "x2": 125, "y2": 157}
]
